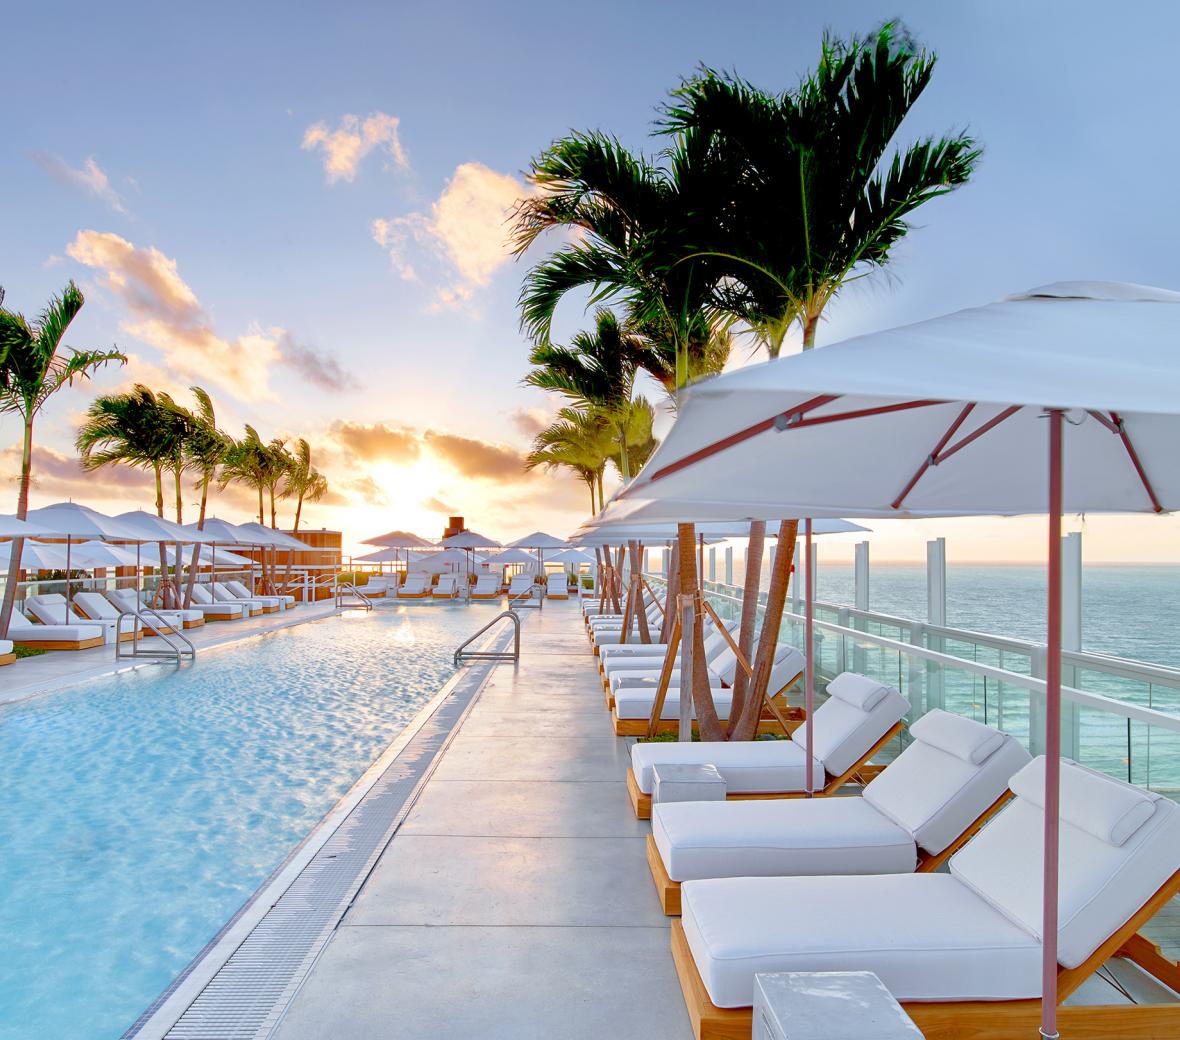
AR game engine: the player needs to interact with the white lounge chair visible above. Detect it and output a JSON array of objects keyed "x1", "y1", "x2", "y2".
[
  {"x1": 470, "y1": 574, "x2": 502, "y2": 600},
  {"x1": 0, "y1": 638, "x2": 14, "y2": 665},
  {"x1": 604, "y1": 623, "x2": 740, "y2": 693},
  {"x1": 72, "y1": 590, "x2": 182, "y2": 636},
  {"x1": 431, "y1": 575, "x2": 459, "y2": 599},
  {"x1": 188, "y1": 583, "x2": 256, "y2": 618},
  {"x1": 648, "y1": 711, "x2": 1031, "y2": 914},
  {"x1": 627, "y1": 671, "x2": 908, "y2": 817},
  {"x1": 7, "y1": 608, "x2": 104, "y2": 650},
  {"x1": 226, "y1": 579, "x2": 294, "y2": 609},
  {"x1": 673, "y1": 757, "x2": 1180, "y2": 1040},
  {"x1": 545, "y1": 576, "x2": 569, "y2": 599},
  {"x1": 26, "y1": 594, "x2": 120, "y2": 644},
  {"x1": 109, "y1": 588, "x2": 219, "y2": 628},
  {"x1": 212, "y1": 581, "x2": 279, "y2": 614},
  {"x1": 508, "y1": 573, "x2": 537, "y2": 600},
  {"x1": 356, "y1": 576, "x2": 390, "y2": 597},
  {"x1": 397, "y1": 575, "x2": 430, "y2": 599},
  {"x1": 614, "y1": 645, "x2": 807, "y2": 740}
]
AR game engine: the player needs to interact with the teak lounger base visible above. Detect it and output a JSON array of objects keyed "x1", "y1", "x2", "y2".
[
  {"x1": 670, "y1": 867, "x2": 1180, "y2": 1040},
  {"x1": 625, "y1": 720, "x2": 904, "y2": 819},
  {"x1": 397, "y1": 592, "x2": 430, "y2": 600},
  {"x1": 12, "y1": 636, "x2": 105, "y2": 651},
  {"x1": 646, "y1": 791, "x2": 1013, "y2": 916},
  {"x1": 0, "y1": 651, "x2": 15, "y2": 666},
  {"x1": 203, "y1": 609, "x2": 242, "y2": 621}
]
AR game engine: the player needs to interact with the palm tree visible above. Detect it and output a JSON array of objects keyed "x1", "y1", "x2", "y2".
[
  {"x1": 262, "y1": 437, "x2": 291, "y2": 529},
  {"x1": 218, "y1": 426, "x2": 272, "y2": 525},
  {"x1": 614, "y1": 396, "x2": 657, "y2": 478},
  {"x1": 525, "y1": 407, "x2": 615, "y2": 514},
  {"x1": 512, "y1": 130, "x2": 732, "y2": 391},
  {"x1": 180, "y1": 387, "x2": 228, "y2": 606},
  {"x1": 660, "y1": 22, "x2": 981, "y2": 355},
  {"x1": 278, "y1": 438, "x2": 328, "y2": 594},
  {"x1": 0, "y1": 282, "x2": 126, "y2": 634}
]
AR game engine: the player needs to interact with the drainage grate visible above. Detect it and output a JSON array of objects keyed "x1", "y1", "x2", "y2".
[{"x1": 124, "y1": 624, "x2": 512, "y2": 1040}]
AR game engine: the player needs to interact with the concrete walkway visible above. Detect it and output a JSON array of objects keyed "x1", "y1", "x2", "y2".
[{"x1": 273, "y1": 601, "x2": 692, "y2": 1039}]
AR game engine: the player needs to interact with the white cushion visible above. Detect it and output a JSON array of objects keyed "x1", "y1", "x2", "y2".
[
  {"x1": 0, "y1": 639, "x2": 11, "y2": 654},
  {"x1": 951, "y1": 757, "x2": 1180, "y2": 968},
  {"x1": 653, "y1": 797, "x2": 915, "y2": 882},
  {"x1": 864, "y1": 716, "x2": 1031, "y2": 854},
  {"x1": 910, "y1": 709, "x2": 1006, "y2": 764},
  {"x1": 681, "y1": 873, "x2": 1041, "y2": 1008},
  {"x1": 1009, "y1": 756, "x2": 1157, "y2": 847},
  {"x1": 791, "y1": 678, "x2": 909, "y2": 777},
  {"x1": 826, "y1": 672, "x2": 890, "y2": 711},
  {"x1": 614, "y1": 687, "x2": 732, "y2": 721},
  {"x1": 631, "y1": 741, "x2": 812, "y2": 794},
  {"x1": 72, "y1": 592, "x2": 119, "y2": 620}
]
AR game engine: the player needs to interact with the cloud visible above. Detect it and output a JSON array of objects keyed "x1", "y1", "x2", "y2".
[
  {"x1": 302, "y1": 112, "x2": 408, "y2": 183},
  {"x1": 1, "y1": 442, "x2": 153, "y2": 500},
  {"x1": 330, "y1": 421, "x2": 420, "y2": 463},
  {"x1": 424, "y1": 429, "x2": 525, "y2": 480},
  {"x1": 373, "y1": 162, "x2": 529, "y2": 306},
  {"x1": 66, "y1": 230, "x2": 282, "y2": 399},
  {"x1": 276, "y1": 332, "x2": 355, "y2": 392},
  {"x1": 421, "y1": 496, "x2": 455, "y2": 513},
  {"x1": 31, "y1": 153, "x2": 128, "y2": 214},
  {"x1": 509, "y1": 406, "x2": 553, "y2": 439},
  {"x1": 345, "y1": 475, "x2": 389, "y2": 507}
]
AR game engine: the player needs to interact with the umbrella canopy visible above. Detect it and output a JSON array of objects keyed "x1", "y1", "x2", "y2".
[
  {"x1": 438, "y1": 530, "x2": 501, "y2": 549},
  {"x1": 616, "y1": 281, "x2": 1180, "y2": 1039},
  {"x1": 0, "y1": 515, "x2": 54, "y2": 538},
  {"x1": 17, "y1": 541, "x2": 72, "y2": 570},
  {"x1": 406, "y1": 547, "x2": 469, "y2": 573},
  {"x1": 22, "y1": 502, "x2": 140, "y2": 540},
  {"x1": 180, "y1": 517, "x2": 254, "y2": 544},
  {"x1": 112, "y1": 509, "x2": 212, "y2": 543},
  {"x1": 234, "y1": 521, "x2": 312, "y2": 551},
  {"x1": 164, "y1": 545, "x2": 255, "y2": 568},
  {"x1": 486, "y1": 547, "x2": 540, "y2": 566},
  {"x1": 361, "y1": 529, "x2": 434, "y2": 548},
  {"x1": 507, "y1": 530, "x2": 570, "y2": 550},
  {"x1": 545, "y1": 548, "x2": 595, "y2": 567},
  {"x1": 73, "y1": 540, "x2": 143, "y2": 567},
  {"x1": 354, "y1": 547, "x2": 404, "y2": 563}
]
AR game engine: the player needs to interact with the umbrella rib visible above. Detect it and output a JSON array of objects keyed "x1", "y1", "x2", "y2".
[
  {"x1": 932, "y1": 405, "x2": 1022, "y2": 465},
  {"x1": 891, "y1": 403, "x2": 976, "y2": 509},
  {"x1": 782, "y1": 398, "x2": 945, "y2": 431},
  {"x1": 1109, "y1": 411, "x2": 1164, "y2": 513},
  {"x1": 645, "y1": 394, "x2": 840, "y2": 483}
]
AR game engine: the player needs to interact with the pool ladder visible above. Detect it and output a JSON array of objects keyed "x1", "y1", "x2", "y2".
[
  {"x1": 336, "y1": 581, "x2": 374, "y2": 611},
  {"x1": 114, "y1": 607, "x2": 197, "y2": 664},
  {"x1": 454, "y1": 609, "x2": 521, "y2": 666}
]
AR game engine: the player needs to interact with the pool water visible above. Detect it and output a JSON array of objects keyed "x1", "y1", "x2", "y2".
[{"x1": 0, "y1": 604, "x2": 482, "y2": 1040}]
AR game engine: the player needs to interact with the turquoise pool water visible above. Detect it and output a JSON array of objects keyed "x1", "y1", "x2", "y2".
[{"x1": 0, "y1": 604, "x2": 483, "y2": 1040}]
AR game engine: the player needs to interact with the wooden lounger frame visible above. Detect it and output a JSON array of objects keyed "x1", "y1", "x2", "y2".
[
  {"x1": 12, "y1": 635, "x2": 105, "y2": 651},
  {"x1": 201, "y1": 607, "x2": 245, "y2": 621},
  {"x1": 670, "y1": 866, "x2": 1180, "y2": 1040},
  {"x1": 625, "y1": 720, "x2": 904, "y2": 820},
  {"x1": 470, "y1": 591, "x2": 502, "y2": 600},
  {"x1": 646, "y1": 789, "x2": 1012, "y2": 915},
  {"x1": 0, "y1": 650, "x2": 16, "y2": 665}
]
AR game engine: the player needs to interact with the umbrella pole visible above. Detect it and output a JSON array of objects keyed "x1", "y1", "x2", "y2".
[
  {"x1": 1041, "y1": 409, "x2": 1064, "y2": 1040},
  {"x1": 804, "y1": 518, "x2": 814, "y2": 797},
  {"x1": 66, "y1": 535, "x2": 72, "y2": 614}
]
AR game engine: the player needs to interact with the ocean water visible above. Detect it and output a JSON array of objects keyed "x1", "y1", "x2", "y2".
[{"x1": 0, "y1": 604, "x2": 481, "y2": 1040}]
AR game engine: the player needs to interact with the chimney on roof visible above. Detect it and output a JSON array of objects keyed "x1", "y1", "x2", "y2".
[{"x1": 444, "y1": 515, "x2": 466, "y2": 539}]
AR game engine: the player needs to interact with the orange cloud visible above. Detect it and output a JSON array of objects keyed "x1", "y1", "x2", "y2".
[
  {"x1": 424, "y1": 429, "x2": 525, "y2": 480},
  {"x1": 32, "y1": 153, "x2": 128, "y2": 214},
  {"x1": 330, "y1": 421, "x2": 420, "y2": 463},
  {"x1": 302, "y1": 112, "x2": 408, "y2": 183}
]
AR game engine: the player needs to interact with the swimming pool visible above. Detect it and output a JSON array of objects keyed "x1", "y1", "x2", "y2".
[{"x1": 0, "y1": 604, "x2": 484, "y2": 1040}]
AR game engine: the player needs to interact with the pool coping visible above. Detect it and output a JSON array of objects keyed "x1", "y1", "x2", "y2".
[{"x1": 122, "y1": 610, "x2": 519, "y2": 1040}]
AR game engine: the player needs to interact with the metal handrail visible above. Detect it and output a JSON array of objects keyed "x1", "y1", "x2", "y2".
[
  {"x1": 454, "y1": 609, "x2": 521, "y2": 665},
  {"x1": 114, "y1": 607, "x2": 197, "y2": 664},
  {"x1": 335, "y1": 581, "x2": 373, "y2": 611},
  {"x1": 509, "y1": 585, "x2": 543, "y2": 610}
]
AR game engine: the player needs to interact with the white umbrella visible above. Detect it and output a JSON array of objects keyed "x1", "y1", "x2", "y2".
[
  {"x1": 17, "y1": 542, "x2": 72, "y2": 570},
  {"x1": 545, "y1": 548, "x2": 595, "y2": 567},
  {"x1": 439, "y1": 530, "x2": 501, "y2": 549},
  {"x1": 354, "y1": 547, "x2": 403, "y2": 563},
  {"x1": 617, "y1": 281, "x2": 1180, "y2": 1038},
  {"x1": 21, "y1": 503, "x2": 141, "y2": 609},
  {"x1": 73, "y1": 541, "x2": 142, "y2": 568},
  {"x1": 507, "y1": 530, "x2": 570, "y2": 549},
  {"x1": 362, "y1": 529, "x2": 434, "y2": 548},
  {"x1": 179, "y1": 517, "x2": 253, "y2": 544},
  {"x1": 487, "y1": 547, "x2": 541, "y2": 567},
  {"x1": 0, "y1": 515, "x2": 54, "y2": 538}
]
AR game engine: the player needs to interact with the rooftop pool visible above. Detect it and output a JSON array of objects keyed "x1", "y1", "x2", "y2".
[{"x1": 0, "y1": 603, "x2": 486, "y2": 1040}]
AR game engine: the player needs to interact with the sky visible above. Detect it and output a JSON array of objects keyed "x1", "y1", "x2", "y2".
[{"x1": 3, "y1": 0, "x2": 1179, "y2": 563}]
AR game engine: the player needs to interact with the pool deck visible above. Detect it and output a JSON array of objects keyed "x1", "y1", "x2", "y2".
[
  {"x1": 0, "y1": 601, "x2": 339, "y2": 705},
  {"x1": 271, "y1": 599, "x2": 693, "y2": 1039}
]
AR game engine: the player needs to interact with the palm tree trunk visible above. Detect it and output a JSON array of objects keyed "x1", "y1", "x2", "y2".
[
  {"x1": 802, "y1": 311, "x2": 820, "y2": 349},
  {"x1": 586, "y1": 480, "x2": 596, "y2": 514},
  {"x1": 154, "y1": 464, "x2": 164, "y2": 518},
  {"x1": 280, "y1": 492, "x2": 305, "y2": 597},
  {"x1": 725, "y1": 521, "x2": 766, "y2": 737},
  {"x1": 679, "y1": 523, "x2": 725, "y2": 741},
  {"x1": 0, "y1": 418, "x2": 35, "y2": 637},
  {"x1": 257, "y1": 486, "x2": 264, "y2": 526},
  {"x1": 183, "y1": 472, "x2": 210, "y2": 608},
  {"x1": 174, "y1": 466, "x2": 183, "y2": 523},
  {"x1": 269, "y1": 487, "x2": 277, "y2": 528},
  {"x1": 617, "y1": 427, "x2": 631, "y2": 483}
]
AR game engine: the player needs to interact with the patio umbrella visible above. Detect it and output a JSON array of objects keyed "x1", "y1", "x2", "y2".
[
  {"x1": 439, "y1": 530, "x2": 501, "y2": 587},
  {"x1": 508, "y1": 531, "x2": 570, "y2": 573},
  {"x1": 113, "y1": 509, "x2": 217, "y2": 606},
  {"x1": 615, "y1": 281, "x2": 1180, "y2": 1038},
  {"x1": 17, "y1": 541, "x2": 72, "y2": 570},
  {"x1": 22, "y1": 503, "x2": 141, "y2": 610},
  {"x1": 0, "y1": 515, "x2": 54, "y2": 538},
  {"x1": 359, "y1": 531, "x2": 434, "y2": 580}
]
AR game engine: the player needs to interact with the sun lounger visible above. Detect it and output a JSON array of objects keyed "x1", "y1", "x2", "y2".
[
  {"x1": 72, "y1": 591, "x2": 180, "y2": 637},
  {"x1": 397, "y1": 575, "x2": 430, "y2": 599},
  {"x1": 212, "y1": 581, "x2": 279, "y2": 614},
  {"x1": 26, "y1": 594, "x2": 121, "y2": 643},
  {"x1": 432, "y1": 575, "x2": 460, "y2": 599},
  {"x1": 614, "y1": 645, "x2": 806, "y2": 740},
  {"x1": 356, "y1": 577, "x2": 390, "y2": 597},
  {"x1": 0, "y1": 639, "x2": 14, "y2": 665},
  {"x1": 605, "y1": 624, "x2": 738, "y2": 692},
  {"x1": 226, "y1": 579, "x2": 294, "y2": 609},
  {"x1": 508, "y1": 573, "x2": 537, "y2": 599},
  {"x1": 470, "y1": 575, "x2": 502, "y2": 600},
  {"x1": 673, "y1": 757, "x2": 1180, "y2": 1039},
  {"x1": 648, "y1": 711, "x2": 1030, "y2": 913},
  {"x1": 545, "y1": 577, "x2": 569, "y2": 599},
  {"x1": 7, "y1": 608, "x2": 104, "y2": 650},
  {"x1": 627, "y1": 671, "x2": 908, "y2": 817},
  {"x1": 109, "y1": 588, "x2": 218, "y2": 627},
  {"x1": 188, "y1": 583, "x2": 255, "y2": 618}
]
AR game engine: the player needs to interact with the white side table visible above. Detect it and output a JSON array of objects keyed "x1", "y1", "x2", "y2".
[
  {"x1": 651, "y1": 762, "x2": 727, "y2": 804},
  {"x1": 753, "y1": 971, "x2": 924, "y2": 1040}
]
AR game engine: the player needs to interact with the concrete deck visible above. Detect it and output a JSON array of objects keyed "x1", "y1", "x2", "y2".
[
  {"x1": 272, "y1": 601, "x2": 692, "y2": 1040},
  {"x1": 0, "y1": 601, "x2": 338, "y2": 705}
]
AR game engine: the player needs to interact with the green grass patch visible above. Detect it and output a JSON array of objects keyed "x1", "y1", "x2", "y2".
[{"x1": 14, "y1": 645, "x2": 48, "y2": 659}]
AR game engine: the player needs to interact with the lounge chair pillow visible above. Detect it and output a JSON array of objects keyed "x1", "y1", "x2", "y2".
[
  {"x1": 909, "y1": 708, "x2": 1007, "y2": 765},
  {"x1": 1009, "y1": 756, "x2": 1158, "y2": 847},
  {"x1": 825, "y1": 672, "x2": 889, "y2": 711},
  {"x1": 790, "y1": 675, "x2": 909, "y2": 778},
  {"x1": 951, "y1": 757, "x2": 1180, "y2": 968}
]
